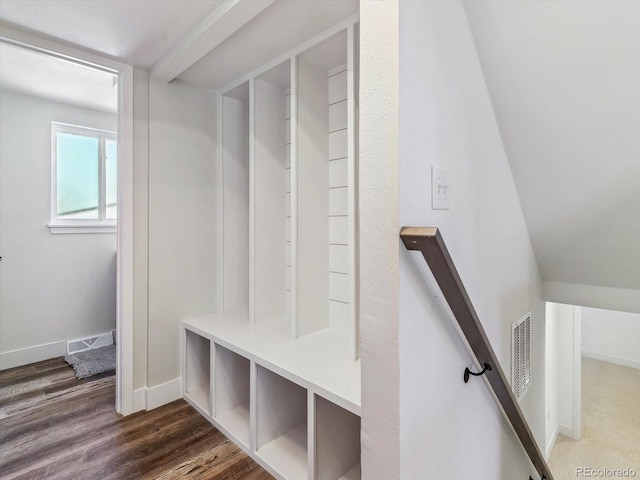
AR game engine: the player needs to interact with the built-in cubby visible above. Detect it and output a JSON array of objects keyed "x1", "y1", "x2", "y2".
[
  {"x1": 214, "y1": 344, "x2": 250, "y2": 448},
  {"x1": 296, "y1": 41, "x2": 330, "y2": 339},
  {"x1": 185, "y1": 15, "x2": 361, "y2": 480},
  {"x1": 221, "y1": 82, "x2": 250, "y2": 315},
  {"x1": 184, "y1": 330, "x2": 211, "y2": 414},
  {"x1": 254, "y1": 61, "x2": 291, "y2": 325},
  {"x1": 182, "y1": 318, "x2": 361, "y2": 480},
  {"x1": 315, "y1": 395, "x2": 361, "y2": 480},
  {"x1": 256, "y1": 366, "x2": 308, "y2": 480},
  {"x1": 295, "y1": 29, "x2": 356, "y2": 356}
]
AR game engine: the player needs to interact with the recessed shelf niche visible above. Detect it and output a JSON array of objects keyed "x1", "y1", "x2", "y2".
[
  {"x1": 214, "y1": 344, "x2": 250, "y2": 448},
  {"x1": 296, "y1": 29, "x2": 355, "y2": 346},
  {"x1": 254, "y1": 61, "x2": 292, "y2": 325},
  {"x1": 315, "y1": 395, "x2": 361, "y2": 480},
  {"x1": 221, "y1": 82, "x2": 250, "y2": 315},
  {"x1": 256, "y1": 366, "x2": 308, "y2": 480},
  {"x1": 184, "y1": 330, "x2": 211, "y2": 414}
]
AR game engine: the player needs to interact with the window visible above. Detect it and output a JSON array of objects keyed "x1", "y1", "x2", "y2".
[{"x1": 49, "y1": 123, "x2": 117, "y2": 233}]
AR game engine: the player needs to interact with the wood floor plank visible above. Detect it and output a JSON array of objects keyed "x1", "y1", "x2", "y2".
[
  {"x1": 152, "y1": 441, "x2": 273, "y2": 480},
  {"x1": 0, "y1": 358, "x2": 273, "y2": 480}
]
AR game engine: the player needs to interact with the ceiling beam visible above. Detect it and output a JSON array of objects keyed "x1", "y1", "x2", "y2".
[{"x1": 150, "y1": 0, "x2": 275, "y2": 83}]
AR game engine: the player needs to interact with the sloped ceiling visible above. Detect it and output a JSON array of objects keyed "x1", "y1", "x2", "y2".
[
  {"x1": 0, "y1": 0, "x2": 224, "y2": 68},
  {"x1": 0, "y1": 42, "x2": 117, "y2": 113},
  {"x1": 464, "y1": 1, "x2": 640, "y2": 290}
]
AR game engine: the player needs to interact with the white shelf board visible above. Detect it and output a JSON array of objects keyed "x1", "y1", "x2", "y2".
[
  {"x1": 216, "y1": 403, "x2": 250, "y2": 448},
  {"x1": 257, "y1": 423, "x2": 308, "y2": 480},
  {"x1": 339, "y1": 463, "x2": 361, "y2": 480},
  {"x1": 184, "y1": 310, "x2": 361, "y2": 415},
  {"x1": 184, "y1": 385, "x2": 210, "y2": 414}
]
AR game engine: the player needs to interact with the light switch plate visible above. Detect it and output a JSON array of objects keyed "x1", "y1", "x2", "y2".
[{"x1": 432, "y1": 166, "x2": 450, "y2": 210}]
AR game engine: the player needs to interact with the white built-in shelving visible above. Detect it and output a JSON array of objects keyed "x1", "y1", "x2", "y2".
[
  {"x1": 182, "y1": 320, "x2": 361, "y2": 480},
  {"x1": 221, "y1": 81, "x2": 250, "y2": 314},
  {"x1": 184, "y1": 329, "x2": 211, "y2": 415},
  {"x1": 257, "y1": 366, "x2": 308, "y2": 479},
  {"x1": 184, "y1": 15, "x2": 361, "y2": 480},
  {"x1": 315, "y1": 396, "x2": 361, "y2": 480},
  {"x1": 214, "y1": 343, "x2": 251, "y2": 448},
  {"x1": 254, "y1": 60, "x2": 291, "y2": 326}
]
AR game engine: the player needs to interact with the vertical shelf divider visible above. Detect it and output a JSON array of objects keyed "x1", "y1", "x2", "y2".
[
  {"x1": 249, "y1": 77, "x2": 256, "y2": 324},
  {"x1": 308, "y1": 389, "x2": 317, "y2": 480},
  {"x1": 250, "y1": 360, "x2": 258, "y2": 453},
  {"x1": 210, "y1": 341, "x2": 217, "y2": 416},
  {"x1": 290, "y1": 55, "x2": 299, "y2": 339},
  {"x1": 346, "y1": 24, "x2": 358, "y2": 361},
  {"x1": 181, "y1": 327, "x2": 187, "y2": 396},
  {"x1": 217, "y1": 92, "x2": 225, "y2": 313}
]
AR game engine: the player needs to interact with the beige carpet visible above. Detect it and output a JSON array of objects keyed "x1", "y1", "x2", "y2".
[{"x1": 548, "y1": 357, "x2": 640, "y2": 478}]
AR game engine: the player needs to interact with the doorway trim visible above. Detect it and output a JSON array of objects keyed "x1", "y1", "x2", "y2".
[
  {"x1": 0, "y1": 26, "x2": 136, "y2": 415},
  {"x1": 571, "y1": 306, "x2": 582, "y2": 440}
]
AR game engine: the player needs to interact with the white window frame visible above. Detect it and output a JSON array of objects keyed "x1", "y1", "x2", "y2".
[{"x1": 49, "y1": 122, "x2": 117, "y2": 234}]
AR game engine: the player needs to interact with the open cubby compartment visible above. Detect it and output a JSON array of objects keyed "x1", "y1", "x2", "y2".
[
  {"x1": 314, "y1": 395, "x2": 361, "y2": 480},
  {"x1": 253, "y1": 60, "x2": 292, "y2": 326},
  {"x1": 213, "y1": 343, "x2": 251, "y2": 449},
  {"x1": 256, "y1": 365, "x2": 308, "y2": 480},
  {"x1": 221, "y1": 81, "x2": 250, "y2": 316},
  {"x1": 296, "y1": 28, "x2": 356, "y2": 350},
  {"x1": 184, "y1": 329, "x2": 212, "y2": 414}
]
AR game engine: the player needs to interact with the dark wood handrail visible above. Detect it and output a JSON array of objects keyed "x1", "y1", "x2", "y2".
[{"x1": 400, "y1": 227, "x2": 553, "y2": 480}]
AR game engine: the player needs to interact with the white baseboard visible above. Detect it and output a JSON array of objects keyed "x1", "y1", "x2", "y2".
[
  {"x1": 146, "y1": 377, "x2": 183, "y2": 410},
  {"x1": 0, "y1": 341, "x2": 67, "y2": 370},
  {"x1": 582, "y1": 351, "x2": 640, "y2": 370},
  {"x1": 133, "y1": 387, "x2": 147, "y2": 413},
  {"x1": 545, "y1": 424, "x2": 559, "y2": 460},
  {"x1": 118, "y1": 381, "x2": 183, "y2": 414},
  {"x1": 558, "y1": 423, "x2": 574, "y2": 439}
]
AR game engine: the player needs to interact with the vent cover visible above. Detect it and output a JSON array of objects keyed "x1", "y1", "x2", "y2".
[
  {"x1": 511, "y1": 312, "x2": 532, "y2": 401},
  {"x1": 67, "y1": 332, "x2": 113, "y2": 355}
]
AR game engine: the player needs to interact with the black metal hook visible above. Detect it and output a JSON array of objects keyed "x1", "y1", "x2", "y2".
[{"x1": 464, "y1": 363, "x2": 491, "y2": 383}]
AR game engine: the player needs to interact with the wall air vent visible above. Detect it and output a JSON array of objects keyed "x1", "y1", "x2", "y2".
[
  {"x1": 511, "y1": 312, "x2": 532, "y2": 401},
  {"x1": 67, "y1": 331, "x2": 114, "y2": 355}
]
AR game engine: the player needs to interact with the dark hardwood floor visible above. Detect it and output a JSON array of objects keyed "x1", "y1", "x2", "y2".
[{"x1": 0, "y1": 358, "x2": 273, "y2": 480}]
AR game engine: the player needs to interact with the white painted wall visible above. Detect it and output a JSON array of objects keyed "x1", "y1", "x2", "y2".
[
  {"x1": 0, "y1": 90, "x2": 117, "y2": 369},
  {"x1": 359, "y1": 1, "x2": 400, "y2": 478},
  {"x1": 147, "y1": 79, "x2": 218, "y2": 389},
  {"x1": 582, "y1": 307, "x2": 640, "y2": 369},
  {"x1": 545, "y1": 302, "x2": 581, "y2": 454},
  {"x1": 398, "y1": 1, "x2": 544, "y2": 477}
]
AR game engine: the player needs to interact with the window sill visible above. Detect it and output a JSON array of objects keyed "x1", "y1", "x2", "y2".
[{"x1": 48, "y1": 223, "x2": 117, "y2": 234}]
